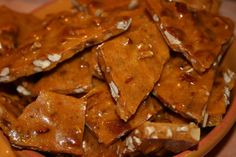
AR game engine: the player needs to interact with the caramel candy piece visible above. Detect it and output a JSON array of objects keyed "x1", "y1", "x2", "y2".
[
  {"x1": 153, "y1": 57, "x2": 215, "y2": 123},
  {"x1": 122, "y1": 122, "x2": 200, "y2": 155},
  {"x1": 0, "y1": 91, "x2": 86, "y2": 155},
  {"x1": 203, "y1": 69, "x2": 235, "y2": 127},
  {"x1": 0, "y1": 11, "x2": 131, "y2": 82},
  {"x1": 146, "y1": 0, "x2": 234, "y2": 72},
  {"x1": 97, "y1": 15, "x2": 169, "y2": 121},
  {"x1": 85, "y1": 82, "x2": 162, "y2": 145}
]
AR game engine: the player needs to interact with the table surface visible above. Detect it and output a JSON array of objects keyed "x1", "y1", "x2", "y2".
[{"x1": 0, "y1": 0, "x2": 235, "y2": 156}]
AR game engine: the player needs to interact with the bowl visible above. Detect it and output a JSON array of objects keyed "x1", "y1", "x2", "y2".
[{"x1": 0, "y1": 0, "x2": 236, "y2": 156}]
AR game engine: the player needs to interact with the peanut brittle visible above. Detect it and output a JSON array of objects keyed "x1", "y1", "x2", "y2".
[
  {"x1": 18, "y1": 50, "x2": 94, "y2": 96},
  {"x1": 146, "y1": 0, "x2": 234, "y2": 72},
  {"x1": 152, "y1": 110, "x2": 189, "y2": 124},
  {"x1": 97, "y1": 15, "x2": 169, "y2": 121},
  {"x1": 85, "y1": 82, "x2": 162, "y2": 145},
  {"x1": 83, "y1": 48, "x2": 104, "y2": 79},
  {"x1": 152, "y1": 57, "x2": 215, "y2": 123},
  {"x1": 0, "y1": 23, "x2": 17, "y2": 54},
  {"x1": 129, "y1": 96, "x2": 163, "y2": 129},
  {"x1": 82, "y1": 128, "x2": 119, "y2": 157},
  {"x1": 203, "y1": 76, "x2": 225, "y2": 127},
  {"x1": 0, "y1": 0, "x2": 235, "y2": 156},
  {"x1": 203, "y1": 69, "x2": 235, "y2": 127},
  {"x1": 163, "y1": 111, "x2": 189, "y2": 124},
  {"x1": 0, "y1": 91, "x2": 25, "y2": 117},
  {"x1": 0, "y1": 131, "x2": 16, "y2": 157},
  {"x1": 172, "y1": 0, "x2": 221, "y2": 13},
  {"x1": 85, "y1": 83, "x2": 130, "y2": 145},
  {"x1": 153, "y1": 148, "x2": 172, "y2": 157},
  {"x1": 0, "y1": 6, "x2": 40, "y2": 54},
  {"x1": 0, "y1": 11, "x2": 132, "y2": 83},
  {"x1": 122, "y1": 122, "x2": 200, "y2": 155},
  {"x1": 76, "y1": 0, "x2": 145, "y2": 14},
  {"x1": 0, "y1": 91, "x2": 86, "y2": 155},
  {"x1": 86, "y1": 10, "x2": 149, "y2": 80}
]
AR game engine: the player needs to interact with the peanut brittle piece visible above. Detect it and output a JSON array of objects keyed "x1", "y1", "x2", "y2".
[
  {"x1": 203, "y1": 69, "x2": 235, "y2": 127},
  {"x1": 85, "y1": 82, "x2": 162, "y2": 145},
  {"x1": 97, "y1": 15, "x2": 169, "y2": 121},
  {"x1": 203, "y1": 76, "x2": 225, "y2": 127},
  {"x1": 0, "y1": 91, "x2": 86, "y2": 155},
  {"x1": 0, "y1": 131, "x2": 16, "y2": 157},
  {"x1": 146, "y1": 0, "x2": 234, "y2": 72},
  {"x1": 122, "y1": 122, "x2": 200, "y2": 155},
  {"x1": 128, "y1": 96, "x2": 163, "y2": 129},
  {"x1": 152, "y1": 110, "x2": 189, "y2": 124},
  {"x1": 0, "y1": 11, "x2": 132, "y2": 83},
  {"x1": 172, "y1": 0, "x2": 221, "y2": 13},
  {"x1": 153, "y1": 57, "x2": 215, "y2": 123},
  {"x1": 153, "y1": 148, "x2": 172, "y2": 157},
  {"x1": 0, "y1": 6, "x2": 40, "y2": 54},
  {"x1": 75, "y1": 1, "x2": 148, "y2": 33},
  {"x1": 82, "y1": 128, "x2": 119, "y2": 157},
  {"x1": 85, "y1": 83, "x2": 130, "y2": 145},
  {"x1": 76, "y1": 0, "x2": 145, "y2": 14},
  {"x1": 0, "y1": 91, "x2": 25, "y2": 117},
  {"x1": 0, "y1": 23, "x2": 17, "y2": 54},
  {"x1": 83, "y1": 48, "x2": 104, "y2": 79},
  {"x1": 18, "y1": 50, "x2": 94, "y2": 96}
]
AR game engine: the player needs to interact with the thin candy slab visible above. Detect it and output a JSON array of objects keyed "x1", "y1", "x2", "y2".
[
  {"x1": 97, "y1": 15, "x2": 169, "y2": 121},
  {"x1": 146, "y1": 0, "x2": 234, "y2": 72},
  {"x1": 0, "y1": 91, "x2": 86, "y2": 155},
  {"x1": 0, "y1": 11, "x2": 131, "y2": 82}
]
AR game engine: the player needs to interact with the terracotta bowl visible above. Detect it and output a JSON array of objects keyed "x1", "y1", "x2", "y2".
[{"x1": 1, "y1": 0, "x2": 236, "y2": 156}]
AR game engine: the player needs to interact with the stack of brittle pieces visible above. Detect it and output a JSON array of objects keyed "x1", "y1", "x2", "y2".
[{"x1": 0, "y1": 0, "x2": 235, "y2": 156}]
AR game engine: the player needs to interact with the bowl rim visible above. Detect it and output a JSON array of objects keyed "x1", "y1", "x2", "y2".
[{"x1": 175, "y1": 96, "x2": 236, "y2": 157}]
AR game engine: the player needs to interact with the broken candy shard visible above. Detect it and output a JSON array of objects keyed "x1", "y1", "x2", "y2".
[
  {"x1": 122, "y1": 122, "x2": 200, "y2": 155},
  {"x1": 128, "y1": 96, "x2": 163, "y2": 129},
  {"x1": 82, "y1": 128, "x2": 120, "y2": 157},
  {"x1": 85, "y1": 83, "x2": 131, "y2": 145},
  {"x1": 97, "y1": 15, "x2": 169, "y2": 121},
  {"x1": 75, "y1": 0, "x2": 145, "y2": 15},
  {"x1": 153, "y1": 57, "x2": 215, "y2": 123},
  {"x1": 0, "y1": 131, "x2": 16, "y2": 157},
  {"x1": 172, "y1": 0, "x2": 221, "y2": 13},
  {"x1": 146, "y1": 0, "x2": 234, "y2": 72},
  {"x1": 0, "y1": 6, "x2": 41, "y2": 53},
  {"x1": 0, "y1": 91, "x2": 86, "y2": 155},
  {"x1": 152, "y1": 110, "x2": 189, "y2": 124},
  {"x1": 0, "y1": 10, "x2": 132, "y2": 83},
  {"x1": 85, "y1": 82, "x2": 163, "y2": 145},
  {"x1": 0, "y1": 91, "x2": 25, "y2": 117},
  {"x1": 19, "y1": 50, "x2": 94, "y2": 96},
  {"x1": 204, "y1": 69, "x2": 235, "y2": 127}
]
